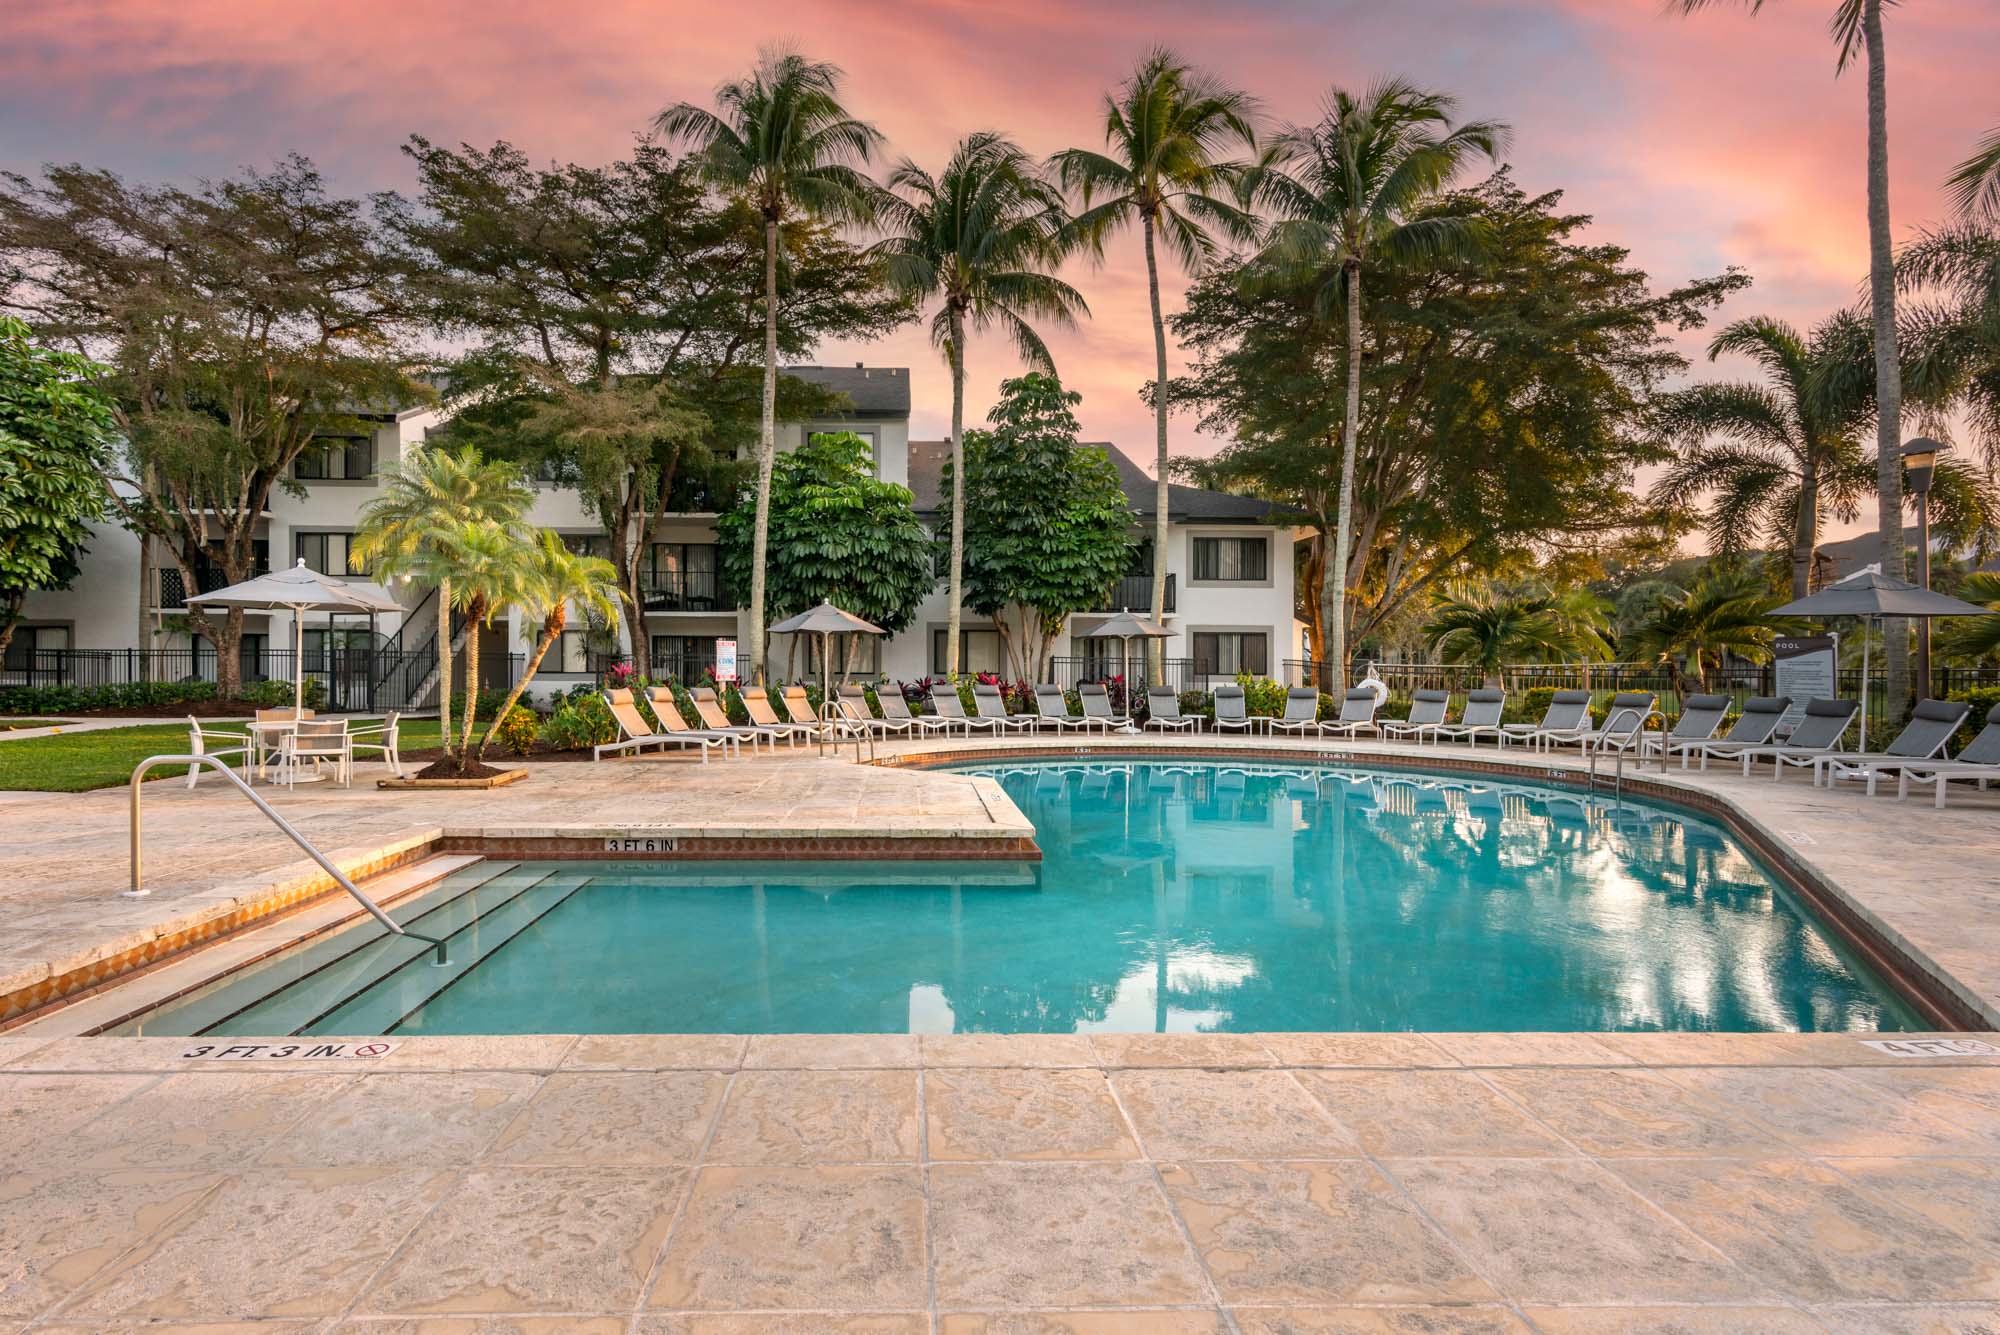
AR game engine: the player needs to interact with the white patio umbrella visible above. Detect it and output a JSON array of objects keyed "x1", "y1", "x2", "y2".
[
  {"x1": 1084, "y1": 609, "x2": 1173, "y2": 696},
  {"x1": 769, "y1": 601, "x2": 886, "y2": 747},
  {"x1": 186, "y1": 559, "x2": 404, "y2": 712},
  {"x1": 1769, "y1": 566, "x2": 1990, "y2": 749}
]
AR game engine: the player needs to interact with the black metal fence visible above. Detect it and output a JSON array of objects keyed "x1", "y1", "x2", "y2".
[
  {"x1": 1, "y1": 647, "x2": 524, "y2": 713},
  {"x1": 1044, "y1": 655, "x2": 1199, "y2": 695}
]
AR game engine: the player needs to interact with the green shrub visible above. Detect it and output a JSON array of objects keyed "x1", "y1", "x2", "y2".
[
  {"x1": 1177, "y1": 689, "x2": 1214, "y2": 720},
  {"x1": 1236, "y1": 674, "x2": 1286, "y2": 718},
  {"x1": 536, "y1": 695, "x2": 616, "y2": 751},
  {"x1": 0, "y1": 679, "x2": 221, "y2": 714},
  {"x1": 241, "y1": 677, "x2": 327, "y2": 710},
  {"x1": 1502, "y1": 686, "x2": 1557, "y2": 726},
  {"x1": 1947, "y1": 685, "x2": 2000, "y2": 753},
  {"x1": 495, "y1": 704, "x2": 540, "y2": 756},
  {"x1": 471, "y1": 686, "x2": 512, "y2": 721}
]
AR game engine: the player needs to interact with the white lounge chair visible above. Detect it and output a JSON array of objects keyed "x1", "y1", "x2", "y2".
[
  {"x1": 1727, "y1": 698, "x2": 1861, "y2": 779},
  {"x1": 1078, "y1": 682, "x2": 1132, "y2": 730},
  {"x1": 1425, "y1": 689, "x2": 1507, "y2": 746},
  {"x1": 1812, "y1": 699, "x2": 1972, "y2": 790},
  {"x1": 1574, "y1": 692, "x2": 1658, "y2": 754},
  {"x1": 837, "y1": 684, "x2": 915, "y2": 738},
  {"x1": 1142, "y1": 685, "x2": 1199, "y2": 732},
  {"x1": 184, "y1": 716, "x2": 251, "y2": 789},
  {"x1": 1210, "y1": 683, "x2": 1262, "y2": 735},
  {"x1": 741, "y1": 687, "x2": 817, "y2": 747},
  {"x1": 1496, "y1": 690, "x2": 1594, "y2": 751},
  {"x1": 877, "y1": 685, "x2": 957, "y2": 737},
  {"x1": 1639, "y1": 694, "x2": 1737, "y2": 767},
  {"x1": 1319, "y1": 688, "x2": 1381, "y2": 739},
  {"x1": 973, "y1": 682, "x2": 1038, "y2": 733},
  {"x1": 929, "y1": 684, "x2": 997, "y2": 735},
  {"x1": 1881, "y1": 705, "x2": 2000, "y2": 808},
  {"x1": 1672, "y1": 696, "x2": 1790, "y2": 770},
  {"x1": 1031, "y1": 684, "x2": 1100, "y2": 733},
  {"x1": 1269, "y1": 686, "x2": 1330, "y2": 738},
  {"x1": 645, "y1": 688, "x2": 744, "y2": 760},
  {"x1": 1380, "y1": 689, "x2": 1450, "y2": 743},
  {"x1": 688, "y1": 686, "x2": 777, "y2": 752},
  {"x1": 348, "y1": 711, "x2": 403, "y2": 776}
]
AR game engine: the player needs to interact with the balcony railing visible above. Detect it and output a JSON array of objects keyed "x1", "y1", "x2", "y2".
[
  {"x1": 1093, "y1": 573, "x2": 1176, "y2": 615},
  {"x1": 156, "y1": 564, "x2": 269, "y2": 610},
  {"x1": 639, "y1": 570, "x2": 730, "y2": 612}
]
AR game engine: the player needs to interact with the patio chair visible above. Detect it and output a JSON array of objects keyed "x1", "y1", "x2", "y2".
[
  {"x1": 1142, "y1": 685, "x2": 1199, "y2": 732},
  {"x1": 643, "y1": 688, "x2": 743, "y2": 761},
  {"x1": 689, "y1": 686, "x2": 778, "y2": 752},
  {"x1": 1638, "y1": 694, "x2": 1735, "y2": 767},
  {"x1": 1672, "y1": 696, "x2": 1790, "y2": 771},
  {"x1": 597, "y1": 688, "x2": 676, "y2": 761},
  {"x1": 1268, "y1": 686, "x2": 1327, "y2": 738},
  {"x1": 1211, "y1": 683, "x2": 1262, "y2": 735},
  {"x1": 973, "y1": 682, "x2": 1038, "y2": 733},
  {"x1": 1380, "y1": 689, "x2": 1450, "y2": 743},
  {"x1": 1572, "y1": 692, "x2": 1658, "y2": 754},
  {"x1": 250, "y1": 706, "x2": 315, "y2": 778},
  {"x1": 877, "y1": 684, "x2": 958, "y2": 737},
  {"x1": 1725, "y1": 698, "x2": 1861, "y2": 779},
  {"x1": 741, "y1": 687, "x2": 817, "y2": 747},
  {"x1": 1882, "y1": 705, "x2": 2000, "y2": 808},
  {"x1": 1078, "y1": 682, "x2": 1132, "y2": 730},
  {"x1": 1031, "y1": 684, "x2": 1101, "y2": 733},
  {"x1": 779, "y1": 686, "x2": 826, "y2": 740},
  {"x1": 184, "y1": 716, "x2": 251, "y2": 789},
  {"x1": 836, "y1": 684, "x2": 914, "y2": 738},
  {"x1": 1496, "y1": 689, "x2": 1594, "y2": 751},
  {"x1": 347, "y1": 711, "x2": 403, "y2": 777},
  {"x1": 1425, "y1": 689, "x2": 1507, "y2": 746},
  {"x1": 928, "y1": 684, "x2": 997, "y2": 735},
  {"x1": 1319, "y1": 688, "x2": 1381, "y2": 739},
  {"x1": 277, "y1": 719, "x2": 350, "y2": 788},
  {"x1": 1812, "y1": 698, "x2": 1972, "y2": 790}
]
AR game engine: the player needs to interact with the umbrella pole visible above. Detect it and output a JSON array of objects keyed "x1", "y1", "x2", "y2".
[
  {"x1": 1860, "y1": 617, "x2": 1871, "y2": 752},
  {"x1": 294, "y1": 607, "x2": 305, "y2": 715}
]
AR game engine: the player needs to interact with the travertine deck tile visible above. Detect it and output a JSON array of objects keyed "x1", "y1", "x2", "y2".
[
  {"x1": 640, "y1": 1317, "x2": 928, "y2": 1334},
  {"x1": 1297, "y1": 1069, "x2": 1572, "y2": 1157},
  {"x1": 359, "y1": 1166, "x2": 682, "y2": 1314},
  {"x1": 1428, "y1": 1033, "x2": 1636, "y2": 1068},
  {"x1": 1812, "y1": 1306, "x2": 2000, "y2": 1334},
  {"x1": 940, "y1": 1315, "x2": 1226, "y2": 1334},
  {"x1": 1230, "y1": 1309, "x2": 1527, "y2": 1334},
  {"x1": 1828, "y1": 1156, "x2": 2000, "y2": 1253},
  {"x1": 1112, "y1": 1069, "x2": 1355, "y2": 1160},
  {"x1": 927, "y1": 1161, "x2": 1208, "y2": 1308},
  {"x1": 45, "y1": 1069, "x2": 349, "y2": 1172},
  {"x1": 1088, "y1": 1033, "x2": 1276, "y2": 1068},
  {"x1": 260, "y1": 1071, "x2": 542, "y2": 1167},
  {"x1": 920, "y1": 1033, "x2": 1098, "y2": 1067},
  {"x1": 1519, "y1": 1309, "x2": 1822, "y2": 1333},
  {"x1": 925, "y1": 1067, "x2": 1139, "y2": 1161},
  {"x1": 0, "y1": 1168, "x2": 219, "y2": 1318},
  {"x1": 742, "y1": 1034, "x2": 920, "y2": 1069},
  {"x1": 1159, "y1": 1160, "x2": 1494, "y2": 1305},
  {"x1": 1668, "y1": 1066, "x2": 2000, "y2": 1156},
  {"x1": 705, "y1": 1069, "x2": 919, "y2": 1164},
  {"x1": 1254, "y1": 1032, "x2": 1460, "y2": 1068},
  {"x1": 560, "y1": 1034, "x2": 748, "y2": 1071},
  {"x1": 1480, "y1": 1067, "x2": 1794, "y2": 1158},
  {"x1": 485, "y1": 1071, "x2": 727, "y2": 1166}
]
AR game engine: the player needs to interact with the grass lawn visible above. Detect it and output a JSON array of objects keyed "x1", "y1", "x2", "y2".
[{"x1": 0, "y1": 717, "x2": 456, "y2": 793}]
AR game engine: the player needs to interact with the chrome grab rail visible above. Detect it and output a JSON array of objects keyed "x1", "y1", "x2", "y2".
[
  {"x1": 127, "y1": 754, "x2": 449, "y2": 965},
  {"x1": 819, "y1": 699, "x2": 877, "y2": 764},
  {"x1": 1585, "y1": 706, "x2": 1663, "y2": 800}
]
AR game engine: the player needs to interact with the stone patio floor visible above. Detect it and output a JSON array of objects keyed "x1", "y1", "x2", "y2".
[{"x1": 1, "y1": 1031, "x2": 1998, "y2": 1330}]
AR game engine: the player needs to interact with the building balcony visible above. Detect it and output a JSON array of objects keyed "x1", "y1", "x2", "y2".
[
  {"x1": 640, "y1": 570, "x2": 734, "y2": 613},
  {"x1": 155, "y1": 564, "x2": 269, "y2": 610},
  {"x1": 1093, "y1": 573, "x2": 1176, "y2": 615}
]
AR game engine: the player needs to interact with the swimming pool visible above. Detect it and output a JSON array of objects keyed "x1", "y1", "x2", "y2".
[{"x1": 117, "y1": 760, "x2": 1921, "y2": 1036}]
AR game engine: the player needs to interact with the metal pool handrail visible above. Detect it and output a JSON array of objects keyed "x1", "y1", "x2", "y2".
[
  {"x1": 818, "y1": 698, "x2": 877, "y2": 763},
  {"x1": 1586, "y1": 703, "x2": 1665, "y2": 800},
  {"x1": 126, "y1": 753, "x2": 449, "y2": 965}
]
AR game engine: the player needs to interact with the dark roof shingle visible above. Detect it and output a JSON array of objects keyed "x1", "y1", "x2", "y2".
[
  {"x1": 786, "y1": 365, "x2": 911, "y2": 416},
  {"x1": 907, "y1": 439, "x2": 1280, "y2": 523}
]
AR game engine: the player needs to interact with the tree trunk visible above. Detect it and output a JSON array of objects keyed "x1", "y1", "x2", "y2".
[
  {"x1": 1792, "y1": 454, "x2": 1819, "y2": 601},
  {"x1": 1324, "y1": 260, "x2": 1364, "y2": 694},
  {"x1": 946, "y1": 302, "x2": 967, "y2": 678},
  {"x1": 205, "y1": 607, "x2": 246, "y2": 700},
  {"x1": 749, "y1": 216, "x2": 781, "y2": 686},
  {"x1": 477, "y1": 607, "x2": 563, "y2": 760},
  {"x1": 1863, "y1": 0, "x2": 1910, "y2": 710},
  {"x1": 459, "y1": 598, "x2": 484, "y2": 754},
  {"x1": 0, "y1": 591, "x2": 22, "y2": 660},
  {"x1": 435, "y1": 578, "x2": 455, "y2": 760},
  {"x1": 1143, "y1": 213, "x2": 1171, "y2": 676}
]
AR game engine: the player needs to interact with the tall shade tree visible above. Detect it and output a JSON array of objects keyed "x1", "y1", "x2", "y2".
[
  {"x1": 351, "y1": 446, "x2": 534, "y2": 768},
  {"x1": 871, "y1": 133, "x2": 1086, "y2": 677},
  {"x1": 1623, "y1": 567, "x2": 1787, "y2": 693},
  {"x1": 1651, "y1": 315, "x2": 1871, "y2": 598},
  {"x1": 1052, "y1": 51, "x2": 1257, "y2": 654},
  {"x1": 1674, "y1": 0, "x2": 1911, "y2": 705},
  {"x1": 1948, "y1": 128, "x2": 2000, "y2": 222},
  {"x1": 476, "y1": 530, "x2": 624, "y2": 761},
  {"x1": 1240, "y1": 80, "x2": 1507, "y2": 687},
  {"x1": 0, "y1": 317, "x2": 112, "y2": 658},
  {"x1": 657, "y1": 49, "x2": 884, "y2": 684}
]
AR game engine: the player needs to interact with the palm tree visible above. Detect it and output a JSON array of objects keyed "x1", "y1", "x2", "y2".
[
  {"x1": 1935, "y1": 572, "x2": 2000, "y2": 662},
  {"x1": 438, "y1": 519, "x2": 541, "y2": 762},
  {"x1": 1052, "y1": 51, "x2": 1258, "y2": 661},
  {"x1": 1241, "y1": 80, "x2": 1507, "y2": 688},
  {"x1": 656, "y1": 49, "x2": 882, "y2": 685},
  {"x1": 1948, "y1": 127, "x2": 2000, "y2": 222},
  {"x1": 1651, "y1": 315, "x2": 1872, "y2": 598},
  {"x1": 1624, "y1": 568, "x2": 1784, "y2": 693},
  {"x1": 351, "y1": 446, "x2": 534, "y2": 764},
  {"x1": 1673, "y1": 0, "x2": 1909, "y2": 705},
  {"x1": 871, "y1": 133, "x2": 1086, "y2": 676},
  {"x1": 1421, "y1": 583, "x2": 1594, "y2": 688},
  {"x1": 476, "y1": 530, "x2": 624, "y2": 760}
]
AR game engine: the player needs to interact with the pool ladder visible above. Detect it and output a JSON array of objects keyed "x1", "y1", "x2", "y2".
[
  {"x1": 126, "y1": 753, "x2": 450, "y2": 965},
  {"x1": 1584, "y1": 704, "x2": 1664, "y2": 801}
]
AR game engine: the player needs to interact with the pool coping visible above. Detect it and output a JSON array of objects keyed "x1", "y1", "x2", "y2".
[{"x1": 882, "y1": 742, "x2": 1996, "y2": 1033}]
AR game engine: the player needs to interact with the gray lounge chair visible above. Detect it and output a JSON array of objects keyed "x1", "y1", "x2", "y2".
[
  {"x1": 1380, "y1": 689, "x2": 1450, "y2": 743},
  {"x1": 1319, "y1": 688, "x2": 1381, "y2": 739},
  {"x1": 1210, "y1": 683, "x2": 1261, "y2": 735},
  {"x1": 1079, "y1": 682, "x2": 1131, "y2": 729},
  {"x1": 1143, "y1": 685, "x2": 1199, "y2": 732},
  {"x1": 1032, "y1": 683, "x2": 1102, "y2": 733},
  {"x1": 973, "y1": 681, "x2": 1038, "y2": 733},
  {"x1": 1727, "y1": 698, "x2": 1861, "y2": 779},
  {"x1": 877, "y1": 684, "x2": 957, "y2": 736},
  {"x1": 1812, "y1": 698, "x2": 1972, "y2": 789},
  {"x1": 1426, "y1": 689, "x2": 1507, "y2": 746},
  {"x1": 928, "y1": 684, "x2": 997, "y2": 734},
  {"x1": 1269, "y1": 686, "x2": 1330, "y2": 738},
  {"x1": 1882, "y1": 705, "x2": 2000, "y2": 807},
  {"x1": 1674, "y1": 696, "x2": 1790, "y2": 770},
  {"x1": 1639, "y1": 694, "x2": 1735, "y2": 766},
  {"x1": 1574, "y1": 692, "x2": 1658, "y2": 754},
  {"x1": 1496, "y1": 689, "x2": 1593, "y2": 751}
]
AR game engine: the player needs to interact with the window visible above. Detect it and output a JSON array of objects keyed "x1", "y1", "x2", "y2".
[
  {"x1": 556, "y1": 630, "x2": 592, "y2": 675},
  {"x1": 1, "y1": 624, "x2": 69, "y2": 672},
  {"x1": 295, "y1": 531, "x2": 355, "y2": 577},
  {"x1": 809, "y1": 427, "x2": 879, "y2": 469},
  {"x1": 931, "y1": 627, "x2": 1003, "y2": 676},
  {"x1": 652, "y1": 634, "x2": 719, "y2": 682},
  {"x1": 1192, "y1": 631, "x2": 1268, "y2": 677},
  {"x1": 643, "y1": 542, "x2": 721, "y2": 608},
  {"x1": 295, "y1": 435, "x2": 373, "y2": 481},
  {"x1": 1191, "y1": 535, "x2": 1269, "y2": 582}
]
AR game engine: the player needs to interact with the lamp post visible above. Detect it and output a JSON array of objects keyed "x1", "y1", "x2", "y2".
[{"x1": 1901, "y1": 436, "x2": 1948, "y2": 701}]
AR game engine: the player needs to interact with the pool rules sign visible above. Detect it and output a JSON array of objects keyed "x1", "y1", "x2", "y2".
[{"x1": 1773, "y1": 634, "x2": 1836, "y2": 733}]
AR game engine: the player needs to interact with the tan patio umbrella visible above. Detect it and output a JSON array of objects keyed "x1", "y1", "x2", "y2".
[
  {"x1": 1084, "y1": 609, "x2": 1173, "y2": 698},
  {"x1": 769, "y1": 601, "x2": 886, "y2": 745},
  {"x1": 186, "y1": 559, "x2": 404, "y2": 712}
]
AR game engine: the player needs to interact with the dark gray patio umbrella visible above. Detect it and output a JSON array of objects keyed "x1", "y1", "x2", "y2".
[
  {"x1": 1084, "y1": 609, "x2": 1173, "y2": 691},
  {"x1": 1769, "y1": 568, "x2": 1990, "y2": 748},
  {"x1": 769, "y1": 601, "x2": 885, "y2": 733}
]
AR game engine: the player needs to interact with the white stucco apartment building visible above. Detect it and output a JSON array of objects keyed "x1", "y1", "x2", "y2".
[{"x1": 7, "y1": 365, "x2": 1304, "y2": 704}]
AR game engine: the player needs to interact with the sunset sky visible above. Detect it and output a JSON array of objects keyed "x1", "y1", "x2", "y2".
[{"x1": 3, "y1": 1, "x2": 1995, "y2": 535}]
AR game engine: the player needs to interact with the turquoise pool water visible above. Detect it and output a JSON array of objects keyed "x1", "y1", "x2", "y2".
[{"x1": 132, "y1": 760, "x2": 1920, "y2": 1036}]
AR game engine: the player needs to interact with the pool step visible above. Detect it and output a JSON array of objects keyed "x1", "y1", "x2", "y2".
[
  {"x1": 302, "y1": 870, "x2": 595, "y2": 1036},
  {"x1": 179, "y1": 863, "x2": 566, "y2": 1037}
]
